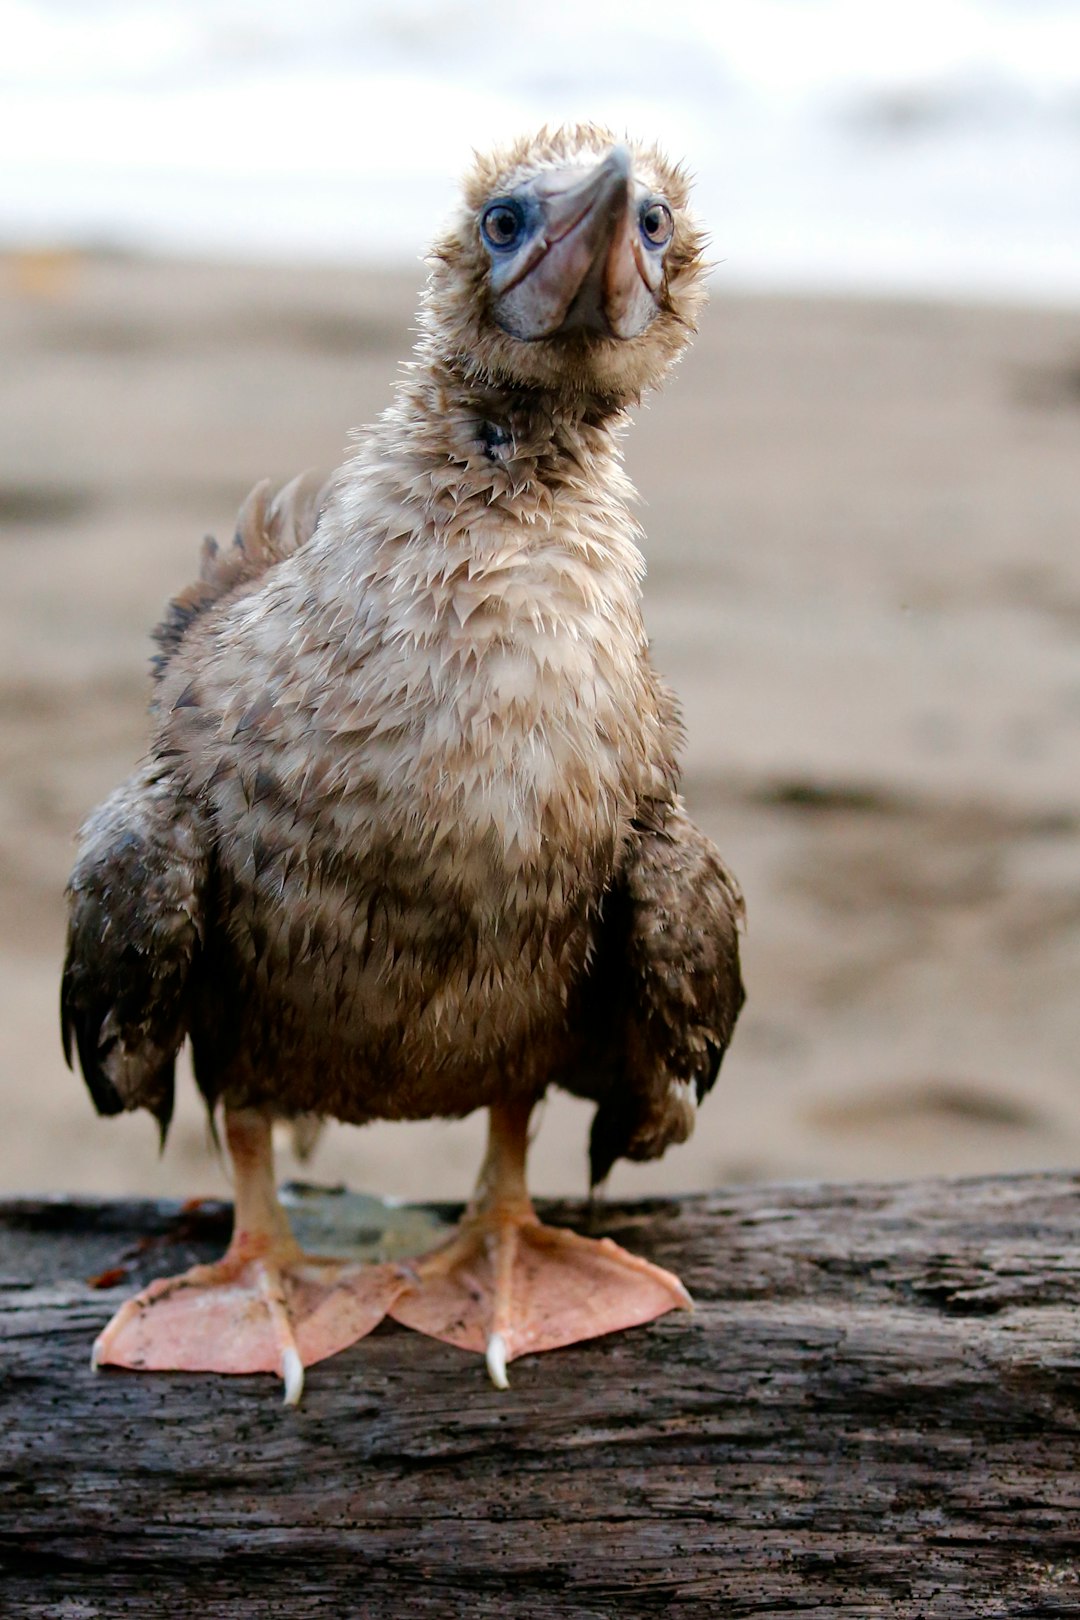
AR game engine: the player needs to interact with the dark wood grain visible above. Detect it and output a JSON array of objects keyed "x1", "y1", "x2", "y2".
[{"x1": 2, "y1": 1175, "x2": 1080, "y2": 1618}]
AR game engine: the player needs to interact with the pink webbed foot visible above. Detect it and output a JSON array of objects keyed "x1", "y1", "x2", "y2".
[
  {"x1": 389, "y1": 1100, "x2": 691, "y2": 1386},
  {"x1": 391, "y1": 1207, "x2": 690, "y2": 1386},
  {"x1": 90, "y1": 1107, "x2": 408, "y2": 1405},
  {"x1": 92, "y1": 1247, "x2": 407, "y2": 1404}
]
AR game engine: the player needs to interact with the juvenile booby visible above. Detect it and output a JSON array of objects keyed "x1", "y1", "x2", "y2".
[{"x1": 62, "y1": 126, "x2": 745, "y2": 1403}]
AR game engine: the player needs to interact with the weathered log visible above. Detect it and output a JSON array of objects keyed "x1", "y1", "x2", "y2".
[{"x1": 1, "y1": 1174, "x2": 1079, "y2": 1618}]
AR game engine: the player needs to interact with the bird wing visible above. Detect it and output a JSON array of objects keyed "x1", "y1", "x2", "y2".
[
  {"x1": 579, "y1": 795, "x2": 745, "y2": 1187},
  {"x1": 152, "y1": 470, "x2": 330, "y2": 677},
  {"x1": 61, "y1": 765, "x2": 209, "y2": 1141},
  {"x1": 61, "y1": 473, "x2": 326, "y2": 1136}
]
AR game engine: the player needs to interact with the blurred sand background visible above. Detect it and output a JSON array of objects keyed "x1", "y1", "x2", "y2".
[{"x1": 2, "y1": 249, "x2": 1079, "y2": 1202}]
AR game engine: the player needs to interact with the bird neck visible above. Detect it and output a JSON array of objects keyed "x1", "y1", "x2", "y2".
[
  {"x1": 381, "y1": 350, "x2": 633, "y2": 504},
  {"x1": 427, "y1": 351, "x2": 628, "y2": 431}
]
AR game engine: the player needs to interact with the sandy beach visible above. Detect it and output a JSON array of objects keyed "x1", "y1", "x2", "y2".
[{"x1": 2, "y1": 250, "x2": 1078, "y2": 1204}]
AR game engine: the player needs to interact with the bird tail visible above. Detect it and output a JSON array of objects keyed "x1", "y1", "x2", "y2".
[
  {"x1": 289, "y1": 1115, "x2": 325, "y2": 1164},
  {"x1": 61, "y1": 766, "x2": 210, "y2": 1142},
  {"x1": 151, "y1": 470, "x2": 330, "y2": 678}
]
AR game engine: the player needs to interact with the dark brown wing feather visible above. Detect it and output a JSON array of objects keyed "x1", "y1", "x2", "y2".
[
  {"x1": 151, "y1": 470, "x2": 330, "y2": 677},
  {"x1": 61, "y1": 770, "x2": 209, "y2": 1137},
  {"x1": 63, "y1": 472, "x2": 327, "y2": 1131},
  {"x1": 581, "y1": 799, "x2": 745, "y2": 1186}
]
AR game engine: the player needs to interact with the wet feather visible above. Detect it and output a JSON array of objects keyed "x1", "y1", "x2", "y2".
[{"x1": 62, "y1": 125, "x2": 744, "y2": 1186}]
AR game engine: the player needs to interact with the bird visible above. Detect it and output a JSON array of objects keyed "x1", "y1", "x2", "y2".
[{"x1": 61, "y1": 125, "x2": 745, "y2": 1405}]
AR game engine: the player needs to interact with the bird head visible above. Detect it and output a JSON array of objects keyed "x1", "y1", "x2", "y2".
[{"x1": 422, "y1": 126, "x2": 709, "y2": 407}]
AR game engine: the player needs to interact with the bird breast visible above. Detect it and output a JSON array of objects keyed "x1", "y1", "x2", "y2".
[
  {"x1": 156, "y1": 448, "x2": 669, "y2": 1079},
  {"x1": 181, "y1": 465, "x2": 659, "y2": 958},
  {"x1": 299, "y1": 486, "x2": 654, "y2": 881}
]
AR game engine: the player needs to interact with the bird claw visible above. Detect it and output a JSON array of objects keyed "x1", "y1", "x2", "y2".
[
  {"x1": 281, "y1": 1345, "x2": 305, "y2": 1407},
  {"x1": 485, "y1": 1332, "x2": 510, "y2": 1390}
]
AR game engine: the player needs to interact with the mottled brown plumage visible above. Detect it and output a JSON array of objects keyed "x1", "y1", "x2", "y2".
[{"x1": 62, "y1": 126, "x2": 744, "y2": 1399}]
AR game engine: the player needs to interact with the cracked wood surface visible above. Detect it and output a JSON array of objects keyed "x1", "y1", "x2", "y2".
[{"x1": 1, "y1": 1173, "x2": 1079, "y2": 1618}]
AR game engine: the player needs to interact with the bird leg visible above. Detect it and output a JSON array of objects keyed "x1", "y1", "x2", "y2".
[
  {"x1": 389, "y1": 1098, "x2": 691, "y2": 1386},
  {"x1": 91, "y1": 1107, "x2": 407, "y2": 1404}
]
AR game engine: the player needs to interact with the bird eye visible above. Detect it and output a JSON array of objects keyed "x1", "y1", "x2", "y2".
[
  {"x1": 639, "y1": 201, "x2": 673, "y2": 248},
  {"x1": 481, "y1": 202, "x2": 525, "y2": 250}
]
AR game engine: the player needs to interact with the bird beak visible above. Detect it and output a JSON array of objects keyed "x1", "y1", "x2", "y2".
[{"x1": 490, "y1": 146, "x2": 664, "y2": 342}]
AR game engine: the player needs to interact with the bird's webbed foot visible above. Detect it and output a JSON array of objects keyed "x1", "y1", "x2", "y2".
[
  {"x1": 91, "y1": 1109, "x2": 407, "y2": 1404},
  {"x1": 92, "y1": 1245, "x2": 406, "y2": 1405},
  {"x1": 389, "y1": 1101, "x2": 690, "y2": 1386}
]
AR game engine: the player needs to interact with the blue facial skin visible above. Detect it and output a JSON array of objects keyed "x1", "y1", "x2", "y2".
[
  {"x1": 638, "y1": 200, "x2": 673, "y2": 250},
  {"x1": 481, "y1": 197, "x2": 536, "y2": 255},
  {"x1": 481, "y1": 194, "x2": 672, "y2": 263}
]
